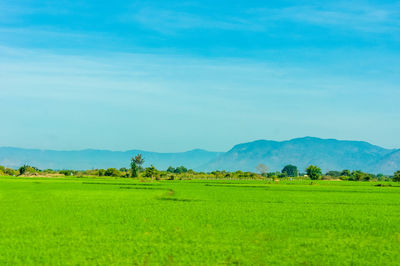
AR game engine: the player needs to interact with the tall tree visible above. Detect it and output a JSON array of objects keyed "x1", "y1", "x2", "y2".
[
  {"x1": 393, "y1": 170, "x2": 400, "y2": 182},
  {"x1": 174, "y1": 166, "x2": 188, "y2": 174},
  {"x1": 130, "y1": 154, "x2": 144, "y2": 177},
  {"x1": 282, "y1": 164, "x2": 298, "y2": 177},
  {"x1": 167, "y1": 166, "x2": 175, "y2": 173},
  {"x1": 341, "y1": 170, "x2": 351, "y2": 176},
  {"x1": 306, "y1": 165, "x2": 322, "y2": 180}
]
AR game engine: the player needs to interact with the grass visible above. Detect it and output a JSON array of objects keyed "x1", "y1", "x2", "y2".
[{"x1": 0, "y1": 176, "x2": 399, "y2": 265}]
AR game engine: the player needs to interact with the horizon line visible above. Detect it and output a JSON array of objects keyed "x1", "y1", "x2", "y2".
[{"x1": 1, "y1": 136, "x2": 398, "y2": 153}]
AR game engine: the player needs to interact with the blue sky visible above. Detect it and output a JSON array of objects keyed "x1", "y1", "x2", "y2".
[{"x1": 1, "y1": 0, "x2": 399, "y2": 152}]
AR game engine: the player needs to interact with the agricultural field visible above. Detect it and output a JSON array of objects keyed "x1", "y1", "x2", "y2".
[{"x1": 0, "y1": 176, "x2": 399, "y2": 265}]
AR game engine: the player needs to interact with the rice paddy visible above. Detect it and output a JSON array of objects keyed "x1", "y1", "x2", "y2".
[{"x1": 0, "y1": 176, "x2": 399, "y2": 265}]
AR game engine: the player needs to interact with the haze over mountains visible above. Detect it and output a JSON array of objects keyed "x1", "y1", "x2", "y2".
[
  {"x1": 1, "y1": 137, "x2": 399, "y2": 174},
  {"x1": 0, "y1": 148, "x2": 222, "y2": 172},
  {"x1": 205, "y1": 137, "x2": 400, "y2": 174}
]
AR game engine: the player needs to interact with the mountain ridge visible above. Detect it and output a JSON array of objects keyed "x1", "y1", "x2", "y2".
[
  {"x1": 0, "y1": 147, "x2": 222, "y2": 171},
  {"x1": 202, "y1": 137, "x2": 398, "y2": 174},
  {"x1": 1, "y1": 137, "x2": 399, "y2": 174}
]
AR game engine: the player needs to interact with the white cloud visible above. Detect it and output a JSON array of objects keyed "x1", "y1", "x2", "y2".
[
  {"x1": 124, "y1": 8, "x2": 263, "y2": 34},
  {"x1": 0, "y1": 45, "x2": 399, "y2": 150},
  {"x1": 125, "y1": 2, "x2": 400, "y2": 35},
  {"x1": 251, "y1": 2, "x2": 400, "y2": 33},
  {"x1": 1, "y1": 45, "x2": 398, "y2": 109}
]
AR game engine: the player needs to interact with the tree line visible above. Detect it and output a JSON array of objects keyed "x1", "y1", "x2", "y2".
[
  {"x1": 0, "y1": 155, "x2": 399, "y2": 182},
  {"x1": 259, "y1": 163, "x2": 399, "y2": 181}
]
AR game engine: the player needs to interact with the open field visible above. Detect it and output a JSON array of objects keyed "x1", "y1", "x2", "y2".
[{"x1": 0, "y1": 176, "x2": 399, "y2": 265}]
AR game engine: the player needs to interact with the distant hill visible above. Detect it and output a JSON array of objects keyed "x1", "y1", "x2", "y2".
[
  {"x1": 1, "y1": 137, "x2": 399, "y2": 174},
  {"x1": 374, "y1": 150, "x2": 400, "y2": 174},
  {"x1": 0, "y1": 147, "x2": 222, "y2": 171},
  {"x1": 202, "y1": 137, "x2": 399, "y2": 174}
]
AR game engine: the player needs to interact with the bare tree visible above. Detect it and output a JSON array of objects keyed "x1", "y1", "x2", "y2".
[{"x1": 256, "y1": 163, "x2": 268, "y2": 176}]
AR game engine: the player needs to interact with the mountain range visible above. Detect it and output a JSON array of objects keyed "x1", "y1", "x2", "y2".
[{"x1": 1, "y1": 137, "x2": 399, "y2": 174}]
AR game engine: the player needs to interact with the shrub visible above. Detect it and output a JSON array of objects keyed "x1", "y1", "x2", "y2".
[
  {"x1": 376, "y1": 174, "x2": 385, "y2": 181},
  {"x1": 144, "y1": 165, "x2": 159, "y2": 179},
  {"x1": 278, "y1": 172, "x2": 287, "y2": 179},
  {"x1": 350, "y1": 171, "x2": 372, "y2": 181},
  {"x1": 59, "y1": 170, "x2": 75, "y2": 176},
  {"x1": 18, "y1": 165, "x2": 38, "y2": 175},
  {"x1": 43, "y1": 169, "x2": 56, "y2": 174},
  {"x1": 81, "y1": 169, "x2": 100, "y2": 176},
  {"x1": 104, "y1": 168, "x2": 121, "y2": 177},
  {"x1": 339, "y1": 175, "x2": 350, "y2": 181},
  {"x1": 326, "y1": 171, "x2": 341, "y2": 177},
  {"x1": 5, "y1": 168, "x2": 17, "y2": 176}
]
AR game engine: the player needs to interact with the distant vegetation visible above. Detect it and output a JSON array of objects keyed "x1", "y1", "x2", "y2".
[{"x1": 0, "y1": 155, "x2": 398, "y2": 182}]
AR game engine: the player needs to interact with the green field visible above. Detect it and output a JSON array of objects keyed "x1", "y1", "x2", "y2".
[{"x1": 0, "y1": 177, "x2": 399, "y2": 265}]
